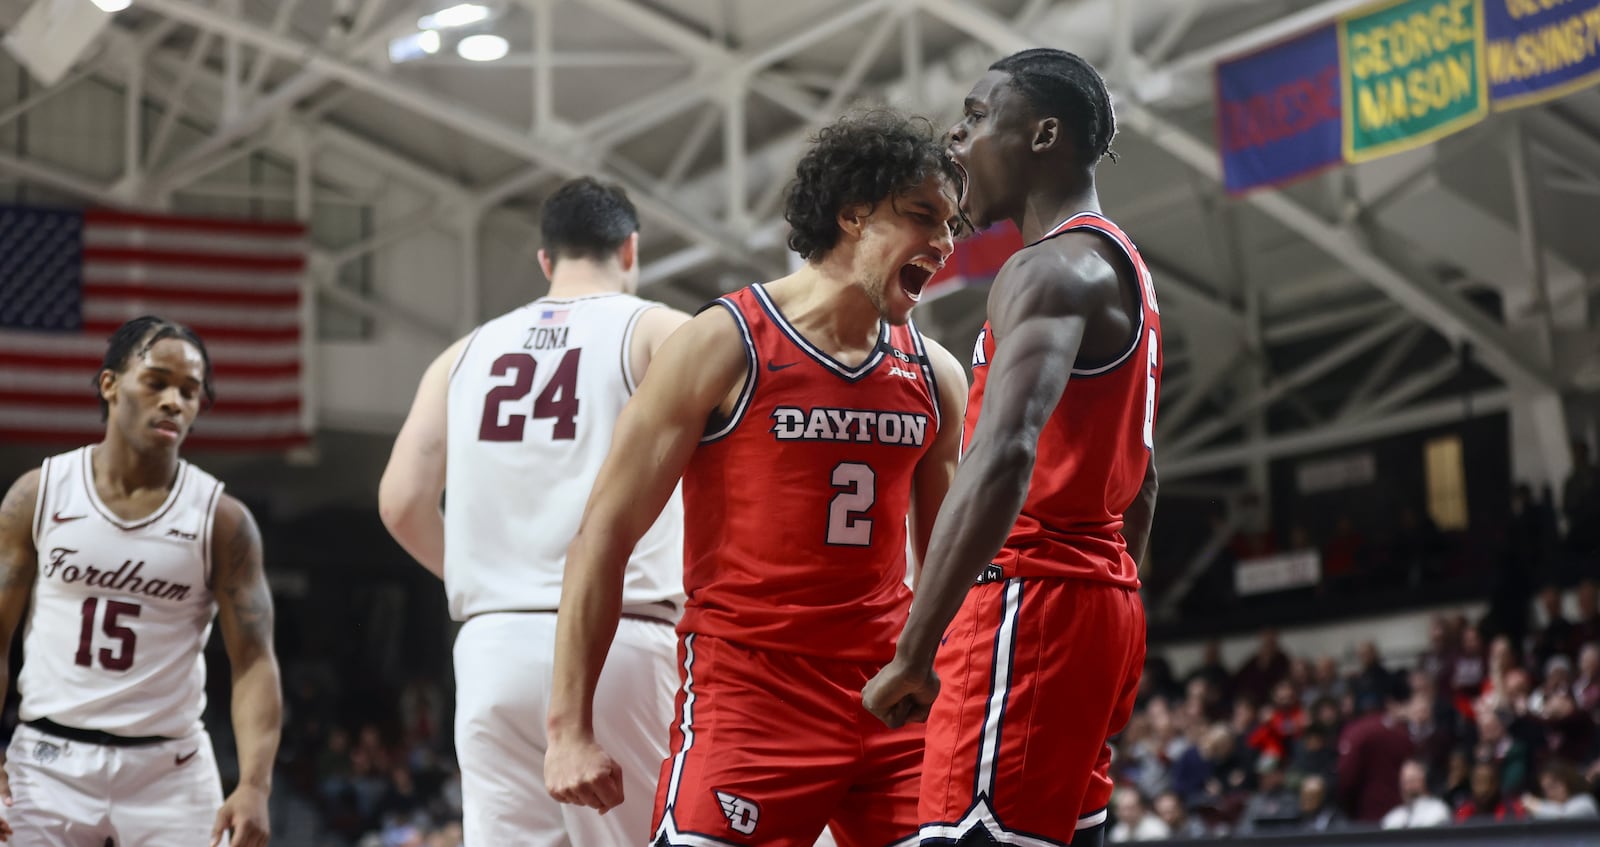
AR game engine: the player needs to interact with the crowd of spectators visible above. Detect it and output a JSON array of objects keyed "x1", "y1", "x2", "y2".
[
  {"x1": 1106, "y1": 580, "x2": 1600, "y2": 841},
  {"x1": 275, "y1": 671, "x2": 464, "y2": 846}
]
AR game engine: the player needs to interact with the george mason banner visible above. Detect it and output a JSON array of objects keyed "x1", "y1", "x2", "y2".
[
  {"x1": 1340, "y1": 0, "x2": 1491, "y2": 163},
  {"x1": 1215, "y1": 0, "x2": 1600, "y2": 192}
]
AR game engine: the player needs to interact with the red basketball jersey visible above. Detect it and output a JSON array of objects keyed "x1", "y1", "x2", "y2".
[
  {"x1": 964, "y1": 212, "x2": 1161, "y2": 589},
  {"x1": 679, "y1": 284, "x2": 943, "y2": 662}
]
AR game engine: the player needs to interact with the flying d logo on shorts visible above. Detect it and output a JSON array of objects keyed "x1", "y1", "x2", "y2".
[
  {"x1": 715, "y1": 790, "x2": 760, "y2": 836},
  {"x1": 32, "y1": 741, "x2": 60, "y2": 764}
]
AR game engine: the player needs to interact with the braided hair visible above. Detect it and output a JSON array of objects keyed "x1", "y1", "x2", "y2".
[
  {"x1": 989, "y1": 48, "x2": 1117, "y2": 165},
  {"x1": 95, "y1": 316, "x2": 216, "y2": 420}
]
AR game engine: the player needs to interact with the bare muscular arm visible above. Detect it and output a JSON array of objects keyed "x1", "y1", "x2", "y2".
[
  {"x1": 209, "y1": 495, "x2": 281, "y2": 847},
  {"x1": 865, "y1": 238, "x2": 1129, "y2": 726},
  {"x1": 379, "y1": 337, "x2": 469, "y2": 579},
  {"x1": 0, "y1": 470, "x2": 40, "y2": 712},
  {"x1": 907, "y1": 339, "x2": 969, "y2": 587},
  {"x1": 0, "y1": 470, "x2": 40, "y2": 823},
  {"x1": 546, "y1": 306, "x2": 747, "y2": 812}
]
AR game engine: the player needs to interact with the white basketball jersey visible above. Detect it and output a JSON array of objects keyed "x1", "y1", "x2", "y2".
[
  {"x1": 444, "y1": 293, "x2": 684, "y2": 621},
  {"x1": 21, "y1": 446, "x2": 221, "y2": 738}
]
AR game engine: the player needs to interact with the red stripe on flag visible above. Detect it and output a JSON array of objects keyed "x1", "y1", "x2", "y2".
[
  {"x1": 82, "y1": 247, "x2": 305, "y2": 272},
  {"x1": 0, "y1": 352, "x2": 302, "y2": 379},
  {"x1": 0, "y1": 391, "x2": 300, "y2": 415},
  {"x1": 80, "y1": 320, "x2": 300, "y2": 343},
  {"x1": 0, "y1": 429, "x2": 309, "y2": 451},
  {"x1": 85, "y1": 208, "x2": 306, "y2": 237},
  {"x1": 82, "y1": 283, "x2": 301, "y2": 307}
]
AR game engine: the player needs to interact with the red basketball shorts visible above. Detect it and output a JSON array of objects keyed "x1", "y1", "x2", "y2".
[
  {"x1": 651, "y1": 633, "x2": 923, "y2": 847},
  {"x1": 919, "y1": 577, "x2": 1146, "y2": 846}
]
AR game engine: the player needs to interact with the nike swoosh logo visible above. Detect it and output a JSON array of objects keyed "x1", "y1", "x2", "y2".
[
  {"x1": 175, "y1": 749, "x2": 199, "y2": 766},
  {"x1": 52, "y1": 512, "x2": 86, "y2": 523},
  {"x1": 766, "y1": 360, "x2": 799, "y2": 372}
]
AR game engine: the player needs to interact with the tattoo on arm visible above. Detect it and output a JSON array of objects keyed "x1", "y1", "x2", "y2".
[{"x1": 217, "y1": 503, "x2": 274, "y2": 658}]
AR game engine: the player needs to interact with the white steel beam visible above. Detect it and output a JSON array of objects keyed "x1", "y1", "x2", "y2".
[
  {"x1": 662, "y1": 106, "x2": 720, "y2": 186},
  {"x1": 1346, "y1": 355, "x2": 1463, "y2": 423},
  {"x1": 239, "y1": 0, "x2": 303, "y2": 103},
  {"x1": 532, "y1": 0, "x2": 554, "y2": 131},
  {"x1": 136, "y1": 0, "x2": 777, "y2": 279},
  {"x1": 145, "y1": 30, "x2": 217, "y2": 170},
  {"x1": 1165, "y1": 314, "x2": 1413, "y2": 457},
  {"x1": 902, "y1": 7, "x2": 923, "y2": 101},
  {"x1": 919, "y1": 0, "x2": 1535, "y2": 399},
  {"x1": 0, "y1": 153, "x2": 115, "y2": 204},
  {"x1": 474, "y1": 166, "x2": 548, "y2": 212},
  {"x1": 572, "y1": 0, "x2": 891, "y2": 148},
  {"x1": 1336, "y1": 324, "x2": 1428, "y2": 418},
  {"x1": 751, "y1": 6, "x2": 902, "y2": 217},
  {"x1": 122, "y1": 52, "x2": 144, "y2": 185},
  {"x1": 724, "y1": 84, "x2": 748, "y2": 230},
  {"x1": 1116, "y1": 101, "x2": 1557, "y2": 391},
  {"x1": 1153, "y1": 0, "x2": 1374, "y2": 80},
  {"x1": 1507, "y1": 120, "x2": 1557, "y2": 351},
  {"x1": 1165, "y1": 391, "x2": 1511, "y2": 480},
  {"x1": 151, "y1": 6, "x2": 416, "y2": 195}
]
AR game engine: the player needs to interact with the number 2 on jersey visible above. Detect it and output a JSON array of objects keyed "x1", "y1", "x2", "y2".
[
  {"x1": 826, "y1": 462, "x2": 876, "y2": 546},
  {"x1": 76, "y1": 597, "x2": 139, "y2": 671},
  {"x1": 478, "y1": 349, "x2": 582, "y2": 441}
]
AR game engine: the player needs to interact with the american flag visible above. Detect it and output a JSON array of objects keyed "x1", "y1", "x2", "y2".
[
  {"x1": 0, "y1": 205, "x2": 310, "y2": 451},
  {"x1": 536, "y1": 307, "x2": 569, "y2": 326}
]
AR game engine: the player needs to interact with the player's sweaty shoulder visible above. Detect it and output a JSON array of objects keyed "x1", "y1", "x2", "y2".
[
  {"x1": 995, "y1": 235, "x2": 1121, "y2": 315},
  {"x1": 645, "y1": 304, "x2": 750, "y2": 411},
  {"x1": 632, "y1": 304, "x2": 693, "y2": 381}
]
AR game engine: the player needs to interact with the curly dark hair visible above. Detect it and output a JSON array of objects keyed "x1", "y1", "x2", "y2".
[
  {"x1": 783, "y1": 109, "x2": 963, "y2": 262},
  {"x1": 990, "y1": 48, "x2": 1117, "y2": 165},
  {"x1": 95, "y1": 316, "x2": 215, "y2": 421}
]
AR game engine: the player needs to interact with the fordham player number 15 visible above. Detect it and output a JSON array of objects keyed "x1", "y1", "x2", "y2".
[{"x1": 75, "y1": 597, "x2": 141, "y2": 671}]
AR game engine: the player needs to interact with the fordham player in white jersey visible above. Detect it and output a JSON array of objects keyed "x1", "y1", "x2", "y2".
[
  {"x1": 379, "y1": 176, "x2": 689, "y2": 846},
  {"x1": 0, "y1": 317, "x2": 281, "y2": 846}
]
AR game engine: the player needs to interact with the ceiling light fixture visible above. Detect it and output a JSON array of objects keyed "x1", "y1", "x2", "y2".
[
  {"x1": 456, "y1": 33, "x2": 509, "y2": 62},
  {"x1": 418, "y1": 3, "x2": 492, "y2": 30},
  {"x1": 388, "y1": 29, "x2": 442, "y2": 64},
  {"x1": 90, "y1": 0, "x2": 134, "y2": 11}
]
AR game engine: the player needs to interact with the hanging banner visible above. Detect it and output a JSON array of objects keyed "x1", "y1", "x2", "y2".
[
  {"x1": 921, "y1": 223, "x2": 1023, "y2": 303},
  {"x1": 1339, "y1": 0, "x2": 1490, "y2": 163},
  {"x1": 1215, "y1": 24, "x2": 1345, "y2": 194},
  {"x1": 1483, "y1": 0, "x2": 1600, "y2": 110}
]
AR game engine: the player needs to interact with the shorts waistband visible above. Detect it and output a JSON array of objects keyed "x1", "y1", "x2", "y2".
[
  {"x1": 25, "y1": 718, "x2": 172, "y2": 747},
  {"x1": 470, "y1": 601, "x2": 679, "y2": 626}
]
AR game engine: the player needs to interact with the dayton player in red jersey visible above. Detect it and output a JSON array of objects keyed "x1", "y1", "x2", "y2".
[
  {"x1": 545, "y1": 110, "x2": 969, "y2": 846},
  {"x1": 864, "y1": 49, "x2": 1161, "y2": 847}
]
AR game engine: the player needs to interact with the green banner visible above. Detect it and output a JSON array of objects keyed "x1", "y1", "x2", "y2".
[{"x1": 1340, "y1": 0, "x2": 1490, "y2": 162}]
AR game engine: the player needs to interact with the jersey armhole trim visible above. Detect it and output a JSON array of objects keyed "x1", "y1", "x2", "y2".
[
  {"x1": 908, "y1": 319, "x2": 941, "y2": 431},
  {"x1": 1049, "y1": 222, "x2": 1145, "y2": 378},
  {"x1": 446, "y1": 326, "x2": 484, "y2": 383},
  {"x1": 201, "y1": 480, "x2": 225, "y2": 590},
  {"x1": 31, "y1": 456, "x2": 51, "y2": 548},
  {"x1": 699, "y1": 298, "x2": 757, "y2": 444},
  {"x1": 620, "y1": 304, "x2": 655, "y2": 396}
]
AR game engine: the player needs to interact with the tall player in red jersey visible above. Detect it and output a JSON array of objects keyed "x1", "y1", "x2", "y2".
[
  {"x1": 544, "y1": 110, "x2": 969, "y2": 846},
  {"x1": 864, "y1": 49, "x2": 1161, "y2": 847}
]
